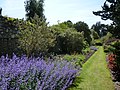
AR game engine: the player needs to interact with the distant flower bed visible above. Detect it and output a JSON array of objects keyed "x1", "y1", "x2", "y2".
[{"x1": 0, "y1": 54, "x2": 79, "y2": 90}]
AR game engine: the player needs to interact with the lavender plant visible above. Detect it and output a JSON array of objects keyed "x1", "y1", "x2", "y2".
[{"x1": 0, "y1": 54, "x2": 79, "y2": 90}]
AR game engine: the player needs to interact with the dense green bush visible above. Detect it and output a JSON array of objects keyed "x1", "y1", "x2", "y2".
[
  {"x1": 112, "y1": 41, "x2": 120, "y2": 67},
  {"x1": 95, "y1": 39, "x2": 102, "y2": 46},
  {"x1": 64, "y1": 30, "x2": 85, "y2": 54},
  {"x1": 104, "y1": 44, "x2": 116, "y2": 53},
  {"x1": 106, "y1": 40, "x2": 120, "y2": 81},
  {"x1": 63, "y1": 54, "x2": 85, "y2": 66},
  {"x1": 0, "y1": 16, "x2": 21, "y2": 56},
  {"x1": 51, "y1": 27, "x2": 85, "y2": 54},
  {"x1": 18, "y1": 15, "x2": 55, "y2": 56},
  {"x1": 91, "y1": 29, "x2": 100, "y2": 39},
  {"x1": 74, "y1": 21, "x2": 92, "y2": 45},
  {"x1": 101, "y1": 32, "x2": 112, "y2": 44},
  {"x1": 0, "y1": 16, "x2": 89, "y2": 56}
]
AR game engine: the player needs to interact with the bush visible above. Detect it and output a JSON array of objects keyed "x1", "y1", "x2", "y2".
[
  {"x1": 63, "y1": 54, "x2": 85, "y2": 66},
  {"x1": 82, "y1": 47, "x2": 90, "y2": 55},
  {"x1": 95, "y1": 39, "x2": 103, "y2": 46},
  {"x1": 91, "y1": 30, "x2": 100, "y2": 39},
  {"x1": 101, "y1": 32, "x2": 112, "y2": 44},
  {"x1": 0, "y1": 16, "x2": 21, "y2": 56},
  {"x1": 52, "y1": 29, "x2": 85, "y2": 54},
  {"x1": 106, "y1": 40, "x2": 120, "y2": 81},
  {"x1": 50, "y1": 23, "x2": 87, "y2": 54},
  {"x1": 0, "y1": 54, "x2": 79, "y2": 90},
  {"x1": 104, "y1": 45, "x2": 115, "y2": 53},
  {"x1": 112, "y1": 41, "x2": 120, "y2": 67},
  {"x1": 18, "y1": 15, "x2": 55, "y2": 56},
  {"x1": 64, "y1": 30, "x2": 85, "y2": 53}
]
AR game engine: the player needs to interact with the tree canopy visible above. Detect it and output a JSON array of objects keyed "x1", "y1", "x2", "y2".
[
  {"x1": 91, "y1": 22, "x2": 107, "y2": 37},
  {"x1": 24, "y1": 0, "x2": 44, "y2": 21},
  {"x1": 93, "y1": 0, "x2": 120, "y2": 38},
  {"x1": 74, "y1": 21, "x2": 92, "y2": 44}
]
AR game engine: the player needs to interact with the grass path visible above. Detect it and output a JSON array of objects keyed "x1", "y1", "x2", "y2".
[{"x1": 70, "y1": 46, "x2": 114, "y2": 90}]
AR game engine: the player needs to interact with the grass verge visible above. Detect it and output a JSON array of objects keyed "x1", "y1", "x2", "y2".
[{"x1": 69, "y1": 46, "x2": 114, "y2": 90}]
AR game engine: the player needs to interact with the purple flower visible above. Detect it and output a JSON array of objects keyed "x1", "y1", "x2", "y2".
[{"x1": 0, "y1": 54, "x2": 80, "y2": 90}]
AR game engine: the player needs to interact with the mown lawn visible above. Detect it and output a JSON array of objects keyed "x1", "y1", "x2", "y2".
[{"x1": 69, "y1": 46, "x2": 114, "y2": 90}]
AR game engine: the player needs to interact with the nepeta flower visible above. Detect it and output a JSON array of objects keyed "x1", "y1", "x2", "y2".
[{"x1": 0, "y1": 54, "x2": 80, "y2": 90}]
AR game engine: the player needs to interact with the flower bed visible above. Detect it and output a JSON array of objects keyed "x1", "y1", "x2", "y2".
[{"x1": 0, "y1": 54, "x2": 79, "y2": 90}]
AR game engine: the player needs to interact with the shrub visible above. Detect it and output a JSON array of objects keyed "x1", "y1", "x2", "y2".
[
  {"x1": 107, "y1": 41, "x2": 120, "y2": 81},
  {"x1": 105, "y1": 45, "x2": 115, "y2": 53},
  {"x1": 82, "y1": 47, "x2": 90, "y2": 55},
  {"x1": 64, "y1": 30, "x2": 85, "y2": 53},
  {"x1": 112, "y1": 41, "x2": 120, "y2": 67},
  {"x1": 0, "y1": 54, "x2": 79, "y2": 90},
  {"x1": 18, "y1": 15, "x2": 55, "y2": 56},
  {"x1": 53, "y1": 29, "x2": 85, "y2": 54},
  {"x1": 91, "y1": 30, "x2": 100, "y2": 39},
  {"x1": 107, "y1": 54, "x2": 117, "y2": 71},
  {"x1": 101, "y1": 32, "x2": 112, "y2": 44},
  {"x1": 0, "y1": 16, "x2": 21, "y2": 56},
  {"x1": 95, "y1": 39, "x2": 103, "y2": 46},
  {"x1": 50, "y1": 24, "x2": 86, "y2": 54},
  {"x1": 63, "y1": 54, "x2": 85, "y2": 66}
]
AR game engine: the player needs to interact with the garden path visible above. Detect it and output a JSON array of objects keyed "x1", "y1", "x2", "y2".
[{"x1": 70, "y1": 46, "x2": 114, "y2": 90}]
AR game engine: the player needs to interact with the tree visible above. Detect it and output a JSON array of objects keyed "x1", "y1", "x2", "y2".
[
  {"x1": 93, "y1": 0, "x2": 120, "y2": 38},
  {"x1": 49, "y1": 22, "x2": 86, "y2": 54},
  {"x1": 91, "y1": 22, "x2": 107, "y2": 37},
  {"x1": 0, "y1": 7, "x2": 2, "y2": 15},
  {"x1": 62, "y1": 20, "x2": 74, "y2": 28},
  {"x1": 74, "y1": 21, "x2": 92, "y2": 44},
  {"x1": 24, "y1": 0, "x2": 44, "y2": 21},
  {"x1": 18, "y1": 15, "x2": 55, "y2": 56}
]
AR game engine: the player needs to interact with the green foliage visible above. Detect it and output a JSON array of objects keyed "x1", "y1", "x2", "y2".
[
  {"x1": 0, "y1": 16, "x2": 22, "y2": 55},
  {"x1": 91, "y1": 29, "x2": 100, "y2": 39},
  {"x1": 91, "y1": 22, "x2": 108, "y2": 37},
  {"x1": 104, "y1": 45, "x2": 115, "y2": 53},
  {"x1": 64, "y1": 54, "x2": 85, "y2": 62},
  {"x1": 64, "y1": 30, "x2": 85, "y2": 54},
  {"x1": 0, "y1": 7, "x2": 2, "y2": 15},
  {"x1": 74, "y1": 21, "x2": 89, "y2": 32},
  {"x1": 50, "y1": 22, "x2": 86, "y2": 54},
  {"x1": 105, "y1": 40, "x2": 120, "y2": 81},
  {"x1": 61, "y1": 20, "x2": 74, "y2": 28},
  {"x1": 54, "y1": 29, "x2": 85, "y2": 54},
  {"x1": 63, "y1": 54, "x2": 85, "y2": 66},
  {"x1": 101, "y1": 32, "x2": 112, "y2": 44},
  {"x1": 74, "y1": 21, "x2": 92, "y2": 44},
  {"x1": 93, "y1": 0, "x2": 120, "y2": 23},
  {"x1": 18, "y1": 15, "x2": 55, "y2": 56},
  {"x1": 112, "y1": 41, "x2": 120, "y2": 67},
  {"x1": 82, "y1": 47, "x2": 90, "y2": 54},
  {"x1": 24, "y1": 0, "x2": 45, "y2": 21},
  {"x1": 93, "y1": 0, "x2": 120, "y2": 38},
  {"x1": 95, "y1": 39, "x2": 103, "y2": 46}
]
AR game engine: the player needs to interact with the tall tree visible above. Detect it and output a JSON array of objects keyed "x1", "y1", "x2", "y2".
[
  {"x1": 91, "y1": 22, "x2": 107, "y2": 37},
  {"x1": 18, "y1": 14, "x2": 55, "y2": 56},
  {"x1": 24, "y1": 0, "x2": 44, "y2": 21},
  {"x1": 62, "y1": 20, "x2": 74, "y2": 28},
  {"x1": 74, "y1": 21, "x2": 92, "y2": 44},
  {"x1": 93, "y1": 0, "x2": 120, "y2": 38},
  {"x1": 0, "y1": 7, "x2": 2, "y2": 15}
]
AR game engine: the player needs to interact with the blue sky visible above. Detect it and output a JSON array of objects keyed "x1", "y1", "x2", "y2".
[{"x1": 0, "y1": 0, "x2": 112, "y2": 27}]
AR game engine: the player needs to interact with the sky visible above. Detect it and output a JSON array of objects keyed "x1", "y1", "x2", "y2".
[{"x1": 0, "y1": 0, "x2": 112, "y2": 28}]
